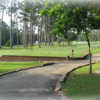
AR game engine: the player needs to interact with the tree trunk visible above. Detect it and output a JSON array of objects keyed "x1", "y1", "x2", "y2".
[
  {"x1": 38, "y1": 24, "x2": 41, "y2": 48},
  {"x1": 37, "y1": 16, "x2": 41, "y2": 48},
  {"x1": 0, "y1": 24, "x2": 2, "y2": 48},
  {"x1": 40, "y1": 16, "x2": 43, "y2": 45},
  {"x1": 47, "y1": 16, "x2": 51, "y2": 46},
  {"x1": 85, "y1": 32, "x2": 92, "y2": 74},
  {"x1": 37, "y1": 8, "x2": 41, "y2": 48},
  {"x1": 10, "y1": 7, "x2": 13, "y2": 48},
  {"x1": 0, "y1": 8, "x2": 4, "y2": 48},
  {"x1": 0, "y1": 24, "x2": 1, "y2": 48},
  {"x1": 23, "y1": 21, "x2": 27, "y2": 48},
  {"x1": 44, "y1": 15, "x2": 47, "y2": 46},
  {"x1": 16, "y1": 25, "x2": 19, "y2": 45},
  {"x1": 30, "y1": 22, "x2": 33, "y2": 48},
  {"x1": 15, "y1": 14, "x2": 19, "y2": 45}
]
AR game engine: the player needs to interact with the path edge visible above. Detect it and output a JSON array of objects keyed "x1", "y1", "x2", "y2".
[
  {"x1": 0, "y1": 62, "x2": 55, "y2": 78},
  {"x1": 54, "y1": 62, "x2": 96, "y2": 93}
]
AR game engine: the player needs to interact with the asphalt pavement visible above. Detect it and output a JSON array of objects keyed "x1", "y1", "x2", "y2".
[{"x1": 0, "y1": 54, "x2": 100, "y2": 100}]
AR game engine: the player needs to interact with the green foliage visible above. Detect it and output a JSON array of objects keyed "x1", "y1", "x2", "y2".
[
  {"x1": 0, "y1": 21, "x2": 10, "y2": 45},
  {"x1": 5, "y1": 40, "x2": 10, "y2": 47},
  {"x1": 64, "y1": 31, "x2": 77, "y2": 42},
  {"x1": 0, "y1": 20, "x2": 22, "y2": 46},
  {"x1": 40, "y1": 1, "x2": 100, "y2": 41},
  {"x1": 40, "y1": 9, "x2": 48, "y2": 16}
]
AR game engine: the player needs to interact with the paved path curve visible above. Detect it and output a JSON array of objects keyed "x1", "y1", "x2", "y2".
[{"x1": 0, "y1": 54, "x2": 100, "y2": 100}]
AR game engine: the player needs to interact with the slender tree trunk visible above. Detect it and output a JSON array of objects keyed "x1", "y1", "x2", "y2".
[
  {"x1": 40, "y1": 16, "x2": 43, "y2": 45},
  {"x1": 38, "y1": 24, "x2": 41, "y2": 48},
  {"x1": 30, "y1": 22, "x2": 33, "y2": 48},
  {"x1": 37, "y1": 16, "x2": 41, "y2": 48},
  {"x1": 0, "y1": 24, "x2": 1, "y2": 48},
  {"x1": 23, "y1": 21, "x2": 27, "y2": 48},
  {"x1": 37, "y1": 8, "x2": 41, "y2": 48},
  {"x1": 51, "y1": 37, "x2": 54, "y2": 46},
  {"x1": 15, "y1": 14, "x2": 19, "y2": 45},
  {"x1": 10, "y1": 7, "x2": 13, "y2": 48},
  {"x1": 32, "y1": 26, "x2": 34, "y2": 46},
  {"x1": 50, "y1": 16, "x2": 54, "y2": 46},
  {"x1": 85, "y1": 32, "x2": 92, "y2": 74},
  {"x1": 0, "y1": 8, "x2": 4, "y2": 48},
  {"x1": 16, "y1": 25, "x2": 19, "y2": 45},
  {"x1": 41, "y1": 15, "x2": 45, "y2": 45},
  {"x1": 48, "y1": 16, "x2": 51, "y2": 46},
  {"x1": 46, "y1": 15, "x2": 50, "y2": 46},
  {"x1": 44, "y1": 15, "x2": 47, "y2": 46}
]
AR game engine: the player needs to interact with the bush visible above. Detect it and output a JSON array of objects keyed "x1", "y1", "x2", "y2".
[{"x1": 5, "y1": 40, "x2": 10, "y2": 47}]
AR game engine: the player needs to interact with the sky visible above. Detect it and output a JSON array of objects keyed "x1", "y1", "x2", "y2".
[
  {"x1": 1, "y1": 0, "x2": 23, "y2": 26},
  {"x1": 3, "y1": 14, "x2": 10, "y2": 25}
]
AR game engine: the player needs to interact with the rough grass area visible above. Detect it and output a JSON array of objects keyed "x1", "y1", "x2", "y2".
[
  {"x1": 0, "y1": 62, "x2": 44, "y2": 74},
  {"x1": 63, "y1": 63, "x2": 100, "y2": 100},
  {"x1": 0, "y1": 41, "x2": 100, "y2": 57}
]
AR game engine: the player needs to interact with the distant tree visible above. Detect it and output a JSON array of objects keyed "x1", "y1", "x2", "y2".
[
  {"x1": 0, "y1": 0, "x2": 8, "y2": 48},
  {"x1": 64, "y1": 31, "x2": 77, "y2": 45},
  {"x1": 40, "y1": 1, "x2": 56, "y2": 46},
  {"x1": 20, "y1": 0, "x2": 39, "y2": 48},
  {"x1": 0, "y1": 21, "x2": 10, "y2": 46},
  {"x1": 9, "y1": 0, "x2": 14, "y2": 48}
]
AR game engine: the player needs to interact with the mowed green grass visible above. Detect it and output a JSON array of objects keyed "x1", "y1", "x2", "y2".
[
  {"x1": 0, "y1": 41, "x2": 100, "y2": 57},
  {"x1": 0, "y1": 62, "x2": 44, "y2": 74},
  {"x1": 63, "y1": 63, "x2": 100, "y2": 100}
]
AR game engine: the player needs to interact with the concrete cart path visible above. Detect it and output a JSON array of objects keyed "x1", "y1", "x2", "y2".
[{"x1": 0, "y1": 54, "x2": 100, "y2": 100}]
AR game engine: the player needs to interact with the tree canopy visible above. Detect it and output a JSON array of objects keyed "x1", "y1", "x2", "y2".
[{"x1": 40, "y1": 1, "x2": 100, "y2": 37}]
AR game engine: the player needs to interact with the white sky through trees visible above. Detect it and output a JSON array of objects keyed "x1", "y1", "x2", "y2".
[
  {"x1": 0, "y1": 0, "x2": 23, "y2": 26},
  {"x1": 1, "y1": 0, "x2": 100, "y2": 26}
]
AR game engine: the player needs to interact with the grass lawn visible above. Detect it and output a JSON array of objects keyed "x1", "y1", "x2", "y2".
[
  {"x1": 0, "y1": 61, "x2": 44, "y2": 74},
  {"x1": 0, "y1": 41, "x2": 100, "y2": 57},
  {"x1": 63, "y1": 63, "x2": 100, "y2": 100}
]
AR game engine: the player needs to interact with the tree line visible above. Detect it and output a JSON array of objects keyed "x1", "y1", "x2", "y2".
[{"x1": 0, "y1": 0, "x2": 100, "y2": 49}]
